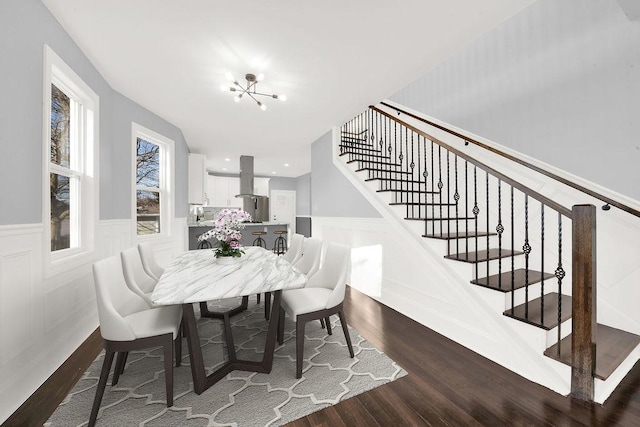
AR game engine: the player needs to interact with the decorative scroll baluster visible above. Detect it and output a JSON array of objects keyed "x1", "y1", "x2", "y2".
[
  {"x1": 438, "y1": 146, "x2": 443, "y2": 234},
  {"x1": 454, "y1": 155, "x2": 460, "y2": 256},
  {"x1": 446, "y1": 151, "x2": 451, "y2": 244},
  {"x1": 473, "y1": 167, "x2": 478, "y2": 267},
  {"x1": 410, "y1": 130, "x2": 416, "y2": 217},
  {"x1": 556, "y1": 213, "x2": 565, "y2": 357},
  {"x1": 540, "y1": 204, "x2": 545, "y2": 325},
  {"x1": 523, "y1": 195, "x2": 530, "y2": 319},
  {"x1": 431, "y1": 140, "x2": 435, "y2": 235},
  {"x1": 497, "y1": 180, "x2": 503, "y2": 289}
]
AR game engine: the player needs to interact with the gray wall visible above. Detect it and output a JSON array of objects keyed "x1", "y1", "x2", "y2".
[
  {"x1": 390, "y1": 0, "x2": 640, "y2": 201},
  {"x1": 0, "y1": 0, "x2": 189, "y2": 225},
  {"x1": 295, "y1": 173, "x2": 311, "y2": 216},
  {"x1": 311, "y1": 131, "x2": 379, "y2": 218}
]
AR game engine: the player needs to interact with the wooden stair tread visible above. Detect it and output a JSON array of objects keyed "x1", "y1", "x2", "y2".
[
  {"x1": 389, "y1": 202, "x2": 456, "y2": 206},
  {"x1": 544, "y1": 324, "x2": 640, "y2": 380},
  {"x1": 406, "y1": 216, "x2": 477, "y2": 221},
  {"x1": 503, "y1": 292, "x2": 571, "y2": 330},
  {"x1": 472, "y1": 269, "x2": 555, "y2": 292},
  {"x1": 445, "y1": 248, "x2": 523, "y2": 263},
  {"x1": 357, "y1": 168, "x2": 412, "y2": 174},
  {"x1": 377, "y1": 189, "x2": 439, "y2": 194},
  {"x1": 340, "y1": 151, "x2": 387, "y2": 158},
  {"x1": 423, "y1": 231, "x2": 497, "y2": 239},
  {"x1": 349, "y1": 160, "x2": 402, "y2": 167}
]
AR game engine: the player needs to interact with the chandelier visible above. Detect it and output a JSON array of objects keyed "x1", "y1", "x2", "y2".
[{"x1": 220, "y1": 73, "x2": 286, "y2": 111}]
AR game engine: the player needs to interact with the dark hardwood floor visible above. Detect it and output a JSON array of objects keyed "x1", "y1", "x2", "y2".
[{"x1": 5, "y1": 286, "x2": 640, "y2": 426}]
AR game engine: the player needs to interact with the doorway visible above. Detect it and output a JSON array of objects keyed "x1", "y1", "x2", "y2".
[{"x1": 270, "y1": 190, "x2": 296, "y2": 234}]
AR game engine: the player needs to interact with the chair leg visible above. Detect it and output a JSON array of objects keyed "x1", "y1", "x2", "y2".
[
  {"x1": 319, "y1": 318, "x2": 325, "y2": 329},
  {"x1": 338, "y1": 309, "x2": 355, "y2": 358},
  {"x1": 174, "y1": 334, "x2": 182, "y2": 367},
  {"x1": 112, "y1": 352, "x2": 127, "y2": 386},
  {"x1": 163, "y1": 337, "x2": 174, "y2": 407},
  {"x1": 277, "y1": 306, "x2": 285, "y2": 345},
  {"x1": 89, "y1": 349, "x2": 115, "y2": 427},
  {"x1": 264, "y1": 292, "x2": 271, "y2": 320},
  {"x1": 296, "y1": 318, "x2": 306, "y2": 379},
  {"x1": 325, "y1": 317, "x2": 332, "y2": 335}
]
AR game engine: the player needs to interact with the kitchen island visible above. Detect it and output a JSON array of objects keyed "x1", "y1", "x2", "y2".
[{"x1": 188, "y1": 222, "x2": 289, "y2": 251}]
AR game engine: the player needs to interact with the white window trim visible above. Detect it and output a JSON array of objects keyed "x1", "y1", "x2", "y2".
[
  {"x1": 131, "y1": 122, "x2": 175, "y2": 241},
  {"x1": 42, "y1": 45, "x2": 99, "y2": 277}
]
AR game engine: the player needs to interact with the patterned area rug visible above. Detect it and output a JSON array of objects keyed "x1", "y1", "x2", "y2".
[{"x1": 46, "y1": 298, "x2": 406, "y2": 426}]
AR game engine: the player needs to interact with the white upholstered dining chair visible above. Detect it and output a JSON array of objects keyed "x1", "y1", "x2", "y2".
[
  {"x1": 277, "y1": 242, "x2": 355, "y2": 378},
  {"x1": 89, "y1": 255, "x2": 182, "y2": 427},
  {"x1": 121, "y1": 246, "x2": 157, "y2": 307},
  {"x1": 292, "y1": 237, "x2": 323, "y2": 279},
  {"x1": 138, "y1": 241, "x2": 165, "y2": 281},
  {"x1": 282, "y1": 233, "x2": 304, "y2": 264}
]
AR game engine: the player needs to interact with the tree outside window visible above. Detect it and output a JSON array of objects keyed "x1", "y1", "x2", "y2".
[{"x1": 136, "y1": 138, "x2": 162, "y2": 235}]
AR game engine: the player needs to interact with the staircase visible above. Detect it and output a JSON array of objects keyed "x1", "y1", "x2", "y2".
[{"x1": 338, "y1": 103, "x2": 640, "y2": 402}]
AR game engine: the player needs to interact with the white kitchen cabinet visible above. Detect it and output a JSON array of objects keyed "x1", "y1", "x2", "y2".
[
  {"x1": 209, "y1": 176, "x2": 243, "y2": 208},
  {"x1": 187, "y1": 153, "x2": 206, "y2": 204},
  {"x1": 254, "y1": 177, "x2": 270, "y2": 196}
]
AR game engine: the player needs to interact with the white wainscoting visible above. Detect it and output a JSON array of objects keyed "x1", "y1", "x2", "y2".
[{"x1": 0, "y1": 217, "x2": 188, "y2": 424}]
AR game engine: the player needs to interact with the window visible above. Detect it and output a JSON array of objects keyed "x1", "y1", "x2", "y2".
[
  {"x1": 44, "y1": 46, "x2": 98, "y2": 269},
  {"x1": 132, "y1": 123, "x2": 174, "y2": 237}
]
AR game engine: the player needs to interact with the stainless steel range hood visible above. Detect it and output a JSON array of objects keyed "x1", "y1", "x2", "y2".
[
  {"x1": 235, "y1": 155, "x2": 269, "y2": 222},
  {"x1": 235, "y1": 155, "x2": 258, "y2": 199}
]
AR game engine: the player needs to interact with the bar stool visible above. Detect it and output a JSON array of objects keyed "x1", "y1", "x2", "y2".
[
  {"x1": 252, "y1": 231, "x2": 267, "y2": 248},
  {"x1": 273, "y1": 230, "x2": 287, "y2": 255},
  {"x1": 196, "y1": 234, "x2": 212, "y2": 250}
]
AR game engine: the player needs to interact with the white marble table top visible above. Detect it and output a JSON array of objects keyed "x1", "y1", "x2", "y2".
[{"x1": 151, "y1": 246, "x2": 306, "y2": 305}]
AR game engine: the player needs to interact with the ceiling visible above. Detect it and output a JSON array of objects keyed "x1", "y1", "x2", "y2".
[{"x1": 42, "y1": 0, "x2": 535, "y2": 178}]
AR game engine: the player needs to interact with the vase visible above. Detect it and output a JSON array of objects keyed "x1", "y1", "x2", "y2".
[{"x1": 217, "y1": 256, "x2": 241, "y2": 265}]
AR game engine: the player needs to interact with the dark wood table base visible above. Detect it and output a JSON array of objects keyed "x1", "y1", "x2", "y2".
[
  {"x1": 183, "y1": 290, "x2": 283, "y2": 394},
  {"x1": 198, "y1": 296, "x2": 249, "y2": 319}
]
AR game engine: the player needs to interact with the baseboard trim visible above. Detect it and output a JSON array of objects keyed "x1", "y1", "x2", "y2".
[{"x1": 2, "y1": 328, "x2": 102, "y2": 427}]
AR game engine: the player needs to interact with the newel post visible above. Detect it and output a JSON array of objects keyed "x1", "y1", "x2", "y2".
[{"x1": 571, "y1": 204, "x2": 597, "y2": 400}]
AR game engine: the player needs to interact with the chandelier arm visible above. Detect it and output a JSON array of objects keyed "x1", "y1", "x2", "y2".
[
  {"x1": 246, "y1": 92, "x2": 262, "y2": 106},
  {"x1": 251, "y1": 91, "x2": 279, "y2": 98}
]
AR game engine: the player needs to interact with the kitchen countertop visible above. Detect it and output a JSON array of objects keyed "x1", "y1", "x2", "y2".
[{"x1": 188, "y1": 222, "x2": 288, "y2": 227}]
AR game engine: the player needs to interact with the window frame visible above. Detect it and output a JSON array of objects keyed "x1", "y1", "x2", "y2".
[
  {"x1": 42, "y1": 45, "x2": 99, "y2": 276},
  {"x1": 131, "y1": 122, "x2": 175, "y2": 240}
]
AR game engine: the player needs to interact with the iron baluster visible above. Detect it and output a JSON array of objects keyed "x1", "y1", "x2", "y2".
[
  {"x1": 465, "y1": 161, "x2": 469, "y2": 256},
  {"x1": 540, "y1": 204, "x2": 545, "y2": 326},
  {"x1": 510, "y1": 186, "x2": 515, "y2": 314},
  {"x1": 555, "y1": 213, "x2": 565, "y2": 357},
  {"x1": 454, "y1": 155, "x2": 460, "y2": 256},
  {"x1": 486, "y1": 172, "x2": 490, "y2": 280},
  {"x1": 523, "y1": 195, "x2": 531, "y2": 319},
  {"x1": 497, "y1": 179, "x2": 503, "y2": 289},
  {"x1": 431, "y1": 140, "x2": 435, "y2": 235},
  {"x1": 473, "y1": 166, "x2": 478, "y2": 267},
  {"x1": 446, "y1": 150, "x2": 451, "y2": 252},
  {"x1": 438, "y1": 146, "x2": 443, "y2": 235}
]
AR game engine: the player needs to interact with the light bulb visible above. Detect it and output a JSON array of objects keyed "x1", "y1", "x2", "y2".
[
  {"x1": 259, "y1": 102, "x2": 267, "y2": 111},
  {"x1": 220, "y1": 84, "x2": 229, "y2": 92},
  {"x1": 256, "y1": 73, "x2": 264, "y2": 82},
  {"x1": 234, "y1": 94, "x2": 243, "y2": 102},
  {"x1": 279, "y1": 94, "x2": 287, "y2": 102}
]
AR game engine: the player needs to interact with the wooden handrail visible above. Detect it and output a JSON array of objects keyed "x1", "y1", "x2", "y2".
[
  {"x1": 370, "y1": 105, "x2": 573, "y2": 218},
  {"x1": 378, "y1": 101, "x2": 640, "y2": 219}
]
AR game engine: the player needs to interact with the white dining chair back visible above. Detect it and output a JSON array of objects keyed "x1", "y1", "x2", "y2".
[
  {"x1": 121, "y1": 246, "x2": 157, "y2": 306},
  {"x1": 292, "y1": 237, "x2": 323, "y2": 278},
  {"x1": 90, "y1": 255, "x2": 182, "y2": 427},
  {"x1": 93, "y1": 256, "x2": 149, "y2": 341},
  {"x1": 278, "y1": 242, "x2": 354, "y2": 378},
  {"x1": 282, "y1": 233, "x2": 304, "y2": 264},
  {"x1": 138, "y1": 242, "x2": 164, "y2": 281}
]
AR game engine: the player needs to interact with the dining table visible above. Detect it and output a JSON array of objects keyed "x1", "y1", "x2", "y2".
[{"x1": 151, "y1": 246, "x2": 307, "y2": 394}]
